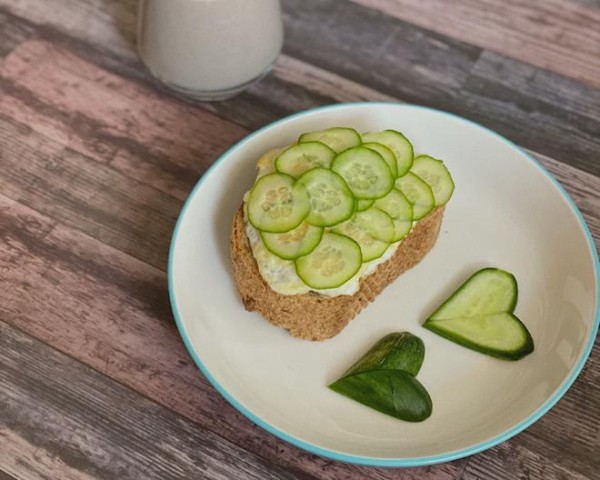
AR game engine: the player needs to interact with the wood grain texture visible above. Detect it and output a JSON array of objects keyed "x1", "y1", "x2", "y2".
[
  {"x1": 3, "y1": 0, "x2": 600, "y2": 176},
  {"x1": 461, "y1": 442, "x2": 597, "y2": 480},
  {"x1": 281, "y1": 0, "x2": 600, "y2": 177},
  {"x1": 0, "y1": 195, "x2": 468, "y2": 480},
  {"x1": 0, "y1": 116, "x2": 181, "y2": 270},
  {"x1": 0, "y1": 10, "x2": 35, "y2": 60},
  {"x1": 0, "y1": 321, "x2": 317, "y2": 480},
  {"x1": 353, "y1": 0, "x2": 600, "y2": 89},
  {"x1": 1, "y1": 0, "x2": 599, "y2": 478},
  {"x1": 0, "y1": 40, "x2": 247, "y2": 201},
  {"x1": 461, "y1": 51, "x2": 600, "y2": 176}
]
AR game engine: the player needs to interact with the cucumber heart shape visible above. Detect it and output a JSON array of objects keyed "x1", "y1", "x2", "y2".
[
  {"x1": 340, "y1": 332, "x2": 425, "y2": 378},
  {"x1": 329, "y1": 369, "x2": 432, "y2": 422},
  {"x1": 328, "y1": 332, "x2": 432, "y2": 422},
  {"x1": 423, "y1": 268, "x2": 534, "y2": 360}
]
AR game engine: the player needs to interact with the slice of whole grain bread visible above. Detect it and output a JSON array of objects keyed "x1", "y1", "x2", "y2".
[{"x1": 230, "y1": 206, "x2": 445, "y2": 341}]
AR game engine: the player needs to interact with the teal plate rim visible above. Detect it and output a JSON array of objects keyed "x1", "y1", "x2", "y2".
[{"x1": 167, "y1": 102, "x2": 600, "y2": 467}]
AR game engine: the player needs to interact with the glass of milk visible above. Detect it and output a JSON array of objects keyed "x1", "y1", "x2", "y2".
[{"x1": 137, "y1": 0, "x2": 284, "y2": 101}]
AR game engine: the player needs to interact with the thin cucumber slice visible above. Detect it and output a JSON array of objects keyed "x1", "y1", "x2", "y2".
[
  {"x1": 361, "y1": 130, "x2": 414, "y2": 177},
  {"x1": 410, "y1": 155, "x2": 454, "y2": 207},
  {"x1": 260, "y1": 222, "x2": 323, "y2": 260},
  {"x1": 274, "y1": 141, "x2": 336, "y2": 178},
  {"x1": 373, "y1": 189, "x2": 414, "y2": 242},
  {"x1": 247, "y1": 173, "x2": 310, "y2": 233},
  {"x1": 424, "y1": 313, "x2": 533, "y2": 360},
  {"x1": 329, "y1": 370, "x2": 432, "y2": 422},
  {"x1": 429, "y1": 268, "x2": 518, "y2": 320},
  {"x1": 299, "y1": 127, "x2": 361, "y2": 153},
  {"x1": 333, "y1": 210, "x2": 393, "y2": 261},
  {"x1": 390, "y1": 219, "x2": 413, "y2": 242},
  {"x1": 331, "y1": 147, "x2": 394, "y2": 200},
  {"x1": 296, "y1": 168, "x2": 355, "y2": 227},
  {"x1": 357, "y1": 199, "x2": 374, "y2": 211},
  {"x1": 363, "y1": 142, "x2": 398, "y2": 178},
  {"x1": 423, "y1": 268, "x2": 534, "y2": 360},
  {"x1": 354, "y1": 208, "x2": 395, "y2": 243},
  {"x1": 395, "y1": 172, "x2": 435, "y2": 220},
  {"x1": 295, "y1": 232, "x2": 362, "y2": 289}
]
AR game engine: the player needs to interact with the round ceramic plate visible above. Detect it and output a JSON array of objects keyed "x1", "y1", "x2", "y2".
[{"x1": 168, "y1": 103, "x2": 599, "y2": 467}]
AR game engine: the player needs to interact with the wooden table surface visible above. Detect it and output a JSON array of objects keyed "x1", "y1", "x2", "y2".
[{"x1": 1, "y1": 1, "x2": 599, "y2": 479}]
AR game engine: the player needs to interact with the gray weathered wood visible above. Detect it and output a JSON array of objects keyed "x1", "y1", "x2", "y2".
[
  {"x1": 0, "y1": 194, "x2": 469, "y2": 480},
  {"x1": 0, "y1": 321, "x2": 316, "y2": 480},
  {"x1": 353, "y1": 0, "x2": 600, "y2": 90},
  {"x1": 462, "y1": 51, "x2": 600, "y2": 175},
  {"x1": 0, "y1": 10, "x2": 35, "y2": 59},
  {"x1": 3, "y1": 0, "x2": 600, "y2": 177},
  {"x1": 1, "y1": 0, "x2": 599, "y2": 478},
  {"x1": 0, "y1": 115, "x2": 181, "y2": 269}
]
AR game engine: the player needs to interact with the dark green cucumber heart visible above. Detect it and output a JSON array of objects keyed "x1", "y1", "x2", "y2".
[
  {"x1": 329, "y1": 370, "x2": 432, "y2": 422},
  {"x1": 423, "y1": 268, "x2": 534, "y2": 360},
  {"x1": 329, "y1": 332, "x2": 432, "y2": 422},
  {"x1": 340, "y1": 332, "x2": 425, "y2": 377}
]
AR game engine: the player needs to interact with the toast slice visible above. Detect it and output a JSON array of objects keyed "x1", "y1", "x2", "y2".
[{"x1": 230, "y1": 205, "x2": 445, "y2": 341}]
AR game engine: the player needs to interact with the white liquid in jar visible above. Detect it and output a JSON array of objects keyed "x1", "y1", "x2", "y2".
[{"x1": 137, "y1": 0, "x2": 284, "y2": 100}]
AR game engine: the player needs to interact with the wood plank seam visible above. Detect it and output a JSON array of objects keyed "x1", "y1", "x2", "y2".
[{"x1": 1, "y1": 320, "x2": 321, "y2": 480}]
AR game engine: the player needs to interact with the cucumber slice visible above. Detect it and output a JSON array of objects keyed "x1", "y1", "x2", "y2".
[
  {"x1": 247, "y1": 173, "x2": 310, "y2": 233},
  {"x1": 361, "y1": 130, "x2": 414, "y2": 177},
  {"x1": 410, "y1": 155, "x2": 454, "y2": 207},
  {"x1": 394, "y1": 172, "x2": 435, "y2": 220},
  {"x1": 329, "y1": 369, "x2": 432, "y2": 422},
  {"x1": 363, "y1": 142, "x2": 398, "y2": 178},
  {"x1": 299, "y1": 127, "x2": 361, "y2": 153},
  {"x1": 331, "y1": 147, "x2": 394, "y2": 200},
  {"x1": 425, "y1": 313, "x2": 533, "y2": 360},
  {"x1": 356, "y1": 199, "x2": 374, "y2": 211},
  {"x1": 340, "y1": 332, "x2": 425, "y2": 378},
  {"x1": 429, "y1": 268, "x2": 518, "y2": 319},
  {"x1": 296, "y1": 168, "x2": 355, "y2": 227},
  {"x1": 373, "y1": 189, "x2": 414, "y2": 242},
  {"x1": 423, "y1": 268, "x2": 534, "y2": 360},
  {"x1": 329, "y1": 331, "x2": 432, "y2": 422},
  {"x1": 333, "y1": 210, "x2": 393, "y2": 261},
  {"x1": 274, "y1": 142, "x2": 336, "y2": 178},
  {"x1": 260, "y1": 222, "x2": 323, "y2": 260},
  {"x1": 354, "y1": 208, "x2": 395, "y2": 243},
  {"x1": 295, "y1": 232, "x2": 362, "y2": 289}
]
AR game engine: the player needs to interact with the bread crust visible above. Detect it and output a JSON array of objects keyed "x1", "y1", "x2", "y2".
[{"x1": 230, "y1": 206, "x2": 445, "y2": 340}]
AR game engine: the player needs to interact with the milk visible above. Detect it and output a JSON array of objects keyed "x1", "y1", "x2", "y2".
[{"x1": 137, "y1": 0, "x2": 284, "y2": 100}]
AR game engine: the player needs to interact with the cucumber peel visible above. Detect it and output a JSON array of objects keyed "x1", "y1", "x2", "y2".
[
  {"x1": 329, "y1": 332, "x2": 432, "y2": 422},
  {"x1": 423, "y1": 268, "x2": 534, "y2": 360}
]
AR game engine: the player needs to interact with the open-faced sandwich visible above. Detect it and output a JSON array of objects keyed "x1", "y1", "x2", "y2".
[{"x1": 230, "y1": 127, "x2": 454, "y2": 340}]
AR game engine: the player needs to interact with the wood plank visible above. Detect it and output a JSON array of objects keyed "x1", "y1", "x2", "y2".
[
  {"x1": 461, "y1": 442, "x2": 595, "y2": 480},
  {"x1": 4, "y1": 1, "x2": 600, "y2": 178},
  {"x1": 280, "y1": 0, "x2": 480, "y2": 103},
  {"x1": 0, "y1": 40, "x2": 390, "y2": 200},
  {"x1": 0, "y1": 10, "x2": 36, "y2": 60},
  {"x1": 0, "y1": 116, "x2": 181, "y2": 269},
  {"x1": 532, "y1": 152, "x2": 600, "y2": 241},
  {"x1": 353, "y1": 0, "x2": 600, "y2": 89},
  {"x1": 0, "y1": 40, "x2": 248, "y2": 201},
  {"x1": 0, "y1": 194, "x2": 468, "y2": 480},
  {"x1": 459, "y1": 51, "x2": 600, "y2": 176},
  {"x1": 0, "y1": 471, "x2": 19, "y2": 480},
  {"x1": 0, "y1": 0, "x2": 395, "y2": 127},
  {"x1": 0, "y1": 321, "x2": 317, "y2": 480}
]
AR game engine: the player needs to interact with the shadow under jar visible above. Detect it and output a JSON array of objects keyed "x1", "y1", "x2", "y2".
[{"x1": 137, "y1": 0, "x2": 284, "y2": 101}]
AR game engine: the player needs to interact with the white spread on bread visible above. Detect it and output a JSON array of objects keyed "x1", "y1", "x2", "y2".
[{"x1": 242, "y1": 148, "x2": 416, "y2": 297}]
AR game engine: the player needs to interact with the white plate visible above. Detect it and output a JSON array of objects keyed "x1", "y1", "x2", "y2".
[{"x1": 168, "y1": 103, "x2": 599, "y2": 466}]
